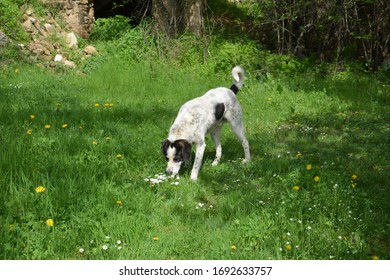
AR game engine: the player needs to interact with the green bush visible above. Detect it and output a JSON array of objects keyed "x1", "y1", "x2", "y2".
[
  {"x1": 90, "y1": 15, "x2": 132, "y2": 41},
  {"x1": 81, "y1": 25, "x2": 153, "y2": 73},
  {"x1": 209, "y1": 38, "x2": 262, "y2": 75}
]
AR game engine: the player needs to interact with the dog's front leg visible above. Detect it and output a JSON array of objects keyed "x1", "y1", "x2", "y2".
[{"x1": 190, "y1": 143, "x2": 206, "y2": 181}]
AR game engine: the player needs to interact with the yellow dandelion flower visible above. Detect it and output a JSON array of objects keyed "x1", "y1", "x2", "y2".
[
  {"x1": 9, "y1": 224, "x2": 13, "y2": 231},
  {"x1": 44, "y1": 124, "x2": 51, "y2": 129},
  {"x1": 95, "y1": 103, "x2": 100, "y2": 107},
  {"x1": 352, "y1": 183, "x2": 357, "y2": 189},
  {"x1": 45, "y1": 219, "x2": 54, "y2": 227},
  {"x1": 62, "y1": 124, "x2": 68, "y2": 129},
  {"x1": 293, "y1": 185, "x2": 300, "y2": 191},
  {"x1": 231, "y1": 245, "x2": 237, "y2": 251},
  {"x1": 104, "y1": 103, "x2": 110, "y2": 107},
  {"x1": 314, "y1": 176, "x2": 320, "y2": 182},
  {"x1": 153, "y1": 236, "x2": 159, "y2": 241},
  {"x1": 15, "y1": 68, "x2": 20, "y2": 74},
  {"x1": 92, "y1": 140, "x2": 98, "y2": 145},
  {"x1": 105, "y1": 136, "x2": 112, "y2": 141},
  {"x1": 372, "y1": 255, "x2": 379, "y2": 260},
  {"x1": 351, "y1": 174, "x2": 358, "y2": 180},
  {"x1": 116, "y1": 200, "x2": 123, "y2": 206},
  {"x1": 116, "y1": 154, "x2": 123, "y2": 158},
  {"x1": 26, "y1": 129, "x2": 33, "y2": 135},
  {"x1": 30, "y1": 115, "x2": 35, "y2": 119},
  {"x1": 35, "y1": 186, "x2": 45, "y2": 193},
  {"x1": 286, "y1": 244, "x2": 292, "y2": 251},
  {"x1": 296, "y1": 152, "x2": 302, "y2": 157},
  {"x1": 306, "y1": 164, "x2": 312, "y2": 171}
]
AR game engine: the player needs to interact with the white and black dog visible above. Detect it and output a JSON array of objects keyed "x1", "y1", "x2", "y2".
[{"x1": 162, "y1": 66, "x2": 250, "y2": 181}]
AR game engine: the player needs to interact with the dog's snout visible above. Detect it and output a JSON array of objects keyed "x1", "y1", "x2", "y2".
[
  {"x1": 166, "y1": 168, "x2": 173, "y2": 175},
  {"x1": 166, "y1": 162, "x2": 181, "y2": 176}
]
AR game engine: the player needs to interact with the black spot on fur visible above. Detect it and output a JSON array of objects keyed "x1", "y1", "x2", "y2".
[
  {"x1": 230, "y1": 84, "x2": 239, "y2": 94},
  {"x1": 161, "y1": 139, "x2": 171, "y2": 160},
  {"x1": 214, "y1": 103, "x2": 225, "y2": 120},
  {"x1": 162, "y1": 139, "x2": 192, "y2": 165},
  {"x1": 173, "y1": 139, "x2": 192, "y2": 165}
]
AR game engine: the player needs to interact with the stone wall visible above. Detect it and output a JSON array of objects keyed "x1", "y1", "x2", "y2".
[
  {"x1": 21, "y1": 3, "x2": 97, "y2": 68},
  {"x1": 40, "y1": 0, "x2": 94, "y2": 38}
]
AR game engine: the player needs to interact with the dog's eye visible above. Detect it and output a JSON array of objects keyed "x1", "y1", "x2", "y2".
[{"x1": 173, "y1": 155, "x2": 183, "y2": 162}]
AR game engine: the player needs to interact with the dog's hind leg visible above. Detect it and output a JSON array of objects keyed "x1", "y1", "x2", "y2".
[
  {"x1": 228, "y1": 119, "x2": 250, "y2": 163},
  {"x1": 211, "y1": 125, "x2": 223, "y2": 166}
]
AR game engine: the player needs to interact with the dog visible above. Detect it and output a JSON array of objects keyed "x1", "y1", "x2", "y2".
[{"x1": 161, "y1": 66, "x2": 250, "y2": 181}]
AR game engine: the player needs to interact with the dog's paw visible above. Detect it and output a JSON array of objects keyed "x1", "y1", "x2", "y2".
[
  {"x1": 190, "y1": 176, "x2": 198, "y2": 181},
  {"x1": 211, "y1": 159, "x2": 220, "y2": 166},
  {"x1": 242, "y1": 158, "x2": 250, "y2": 164}
]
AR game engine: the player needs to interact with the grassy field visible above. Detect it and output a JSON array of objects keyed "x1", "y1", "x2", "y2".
[{"x1": 0, "y1": 58, "x2": 389, "y2": 260}]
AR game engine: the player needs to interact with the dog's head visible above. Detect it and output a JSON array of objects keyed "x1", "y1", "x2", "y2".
[{"x1": 161, "y1": 139, "x2": 192, "y2": 176}]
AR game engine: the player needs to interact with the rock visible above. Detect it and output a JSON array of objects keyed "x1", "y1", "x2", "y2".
[
  {"x1": 83, "y1": 45, "x2": 97, "y2": 55},
  {"x1": 44, "y1": 23, "x2": 54, "y2": 34},
  {"x1": 64, "y1": 60, "x2": 76, "y2": 68},
  {"x1": 54, "y1": 54, "x2": 76, "y2": 68},
  {"x1": 39, "y1": 39, "x2": 55, "y2": 52},
  {"x1": 0, "y1": 32, "x2": 9, "y2": 47},
  {"x1": 25, "y1": 7, "x2": 34, "y2": 16},
  {"x1": 65, "y1": 32, "x2": 78, "y2": 49},
  {"x1": 28, "y1": 42, "x2": 51, "y2": 61},
  {"x1": 18, "y1": 2, "x2": 96, "y2": 69},
  {"x1": 37, "y1": 0, "x2": 94, "y2": 39},
  {"x1": 28, "y1": 39, "x2": 55, "y2": 61},
  {"x1": 54, "y1": 54, "x2": 63, "y2": 62},
  {"x1": 38, "y1": 28, "x2": 49, "y2": 38},
  {"x1": 22, "y1": 17, "x2": 36, "y2": 33}
]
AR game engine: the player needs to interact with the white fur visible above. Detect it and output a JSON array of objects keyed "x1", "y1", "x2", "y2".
[
  {"x1": 166, "y1": 146, "x2": 183, "y2": 175},
  {"x1": 163, "y1": 66, "x2": 250, "y2": 181},
  {"x1": 232, "y1": 65, "x2": 245, "y2": 89}
]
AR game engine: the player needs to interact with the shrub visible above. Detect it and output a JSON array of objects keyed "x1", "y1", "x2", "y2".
[
  {"x1": 90, "y1": 15, "x2": 132, "y2": 41},
  {"x1": 209, "y1": 38, "x2": 262, "y2": 76}
]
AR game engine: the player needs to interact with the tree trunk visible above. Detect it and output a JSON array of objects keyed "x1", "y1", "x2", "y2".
[
  {"x1": 186, "y1": 0, "x2": 204, "y2": 36},
  {"x1": 152, "y1": 0, "x2": 204, "y2": 37}
]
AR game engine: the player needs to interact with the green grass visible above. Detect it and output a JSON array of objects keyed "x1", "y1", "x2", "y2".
[{"x1": 0, "y1": 59, "x2": 389, "y2": 260}]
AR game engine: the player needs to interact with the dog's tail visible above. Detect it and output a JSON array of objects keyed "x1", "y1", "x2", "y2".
[{"x1": 230, "y1": 66, "x2": 245, "y2": 95}]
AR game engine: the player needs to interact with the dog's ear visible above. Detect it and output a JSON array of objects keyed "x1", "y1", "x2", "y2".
[
  {"x1": 161, "y1": 139, "x2": 171, "y2": 157},
  {"x1": 175, "y1": 140, "x2": 192, "y2": 165}
]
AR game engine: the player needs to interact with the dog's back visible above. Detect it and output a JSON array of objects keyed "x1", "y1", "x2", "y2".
[{"x1": 172, "y1": 65, "x2": 246, "y2": 137}]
